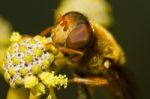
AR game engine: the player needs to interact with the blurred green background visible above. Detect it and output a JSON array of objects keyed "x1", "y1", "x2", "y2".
[{"x1": 0, "y1": 0, "x2": 150, "y2": 99}]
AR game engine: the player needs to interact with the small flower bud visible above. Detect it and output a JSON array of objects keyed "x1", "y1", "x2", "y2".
[
  {"x1": 31, "y1": 83, "x2": 46, "y2": 96},
  {"x1": 24, "y1": 75, "x2": 38, "y2": 88},
  {"x1": 32, "y1": 64, "x2": 41, "y2": 74}
]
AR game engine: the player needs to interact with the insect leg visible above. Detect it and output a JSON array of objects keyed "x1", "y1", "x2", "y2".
[
  {"x1": 77, "y1": 84, "x2": 94, "y2": 99},
  {"x1": 59, "y1": 47, "x2": 84, "y2": 63},
  {"x1": 39, "y1": 27, "x2": 52, "y2": 36}
]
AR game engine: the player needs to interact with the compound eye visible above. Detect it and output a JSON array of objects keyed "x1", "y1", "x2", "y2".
[{"x1": 66, "y1": 24, "x2": 93, "y2": 50}]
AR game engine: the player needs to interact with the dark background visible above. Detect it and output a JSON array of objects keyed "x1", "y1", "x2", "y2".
[{"x1": 0, "y1": 0, "x2": 150, "y2": 99}]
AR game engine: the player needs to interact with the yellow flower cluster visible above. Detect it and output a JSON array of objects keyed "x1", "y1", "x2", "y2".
[
  {"x1": 39, "y1": 72, "x2": 67, "y2": 89},
  {"x1": 3, "y1": 32, "x2": 68, "y2": 97}
]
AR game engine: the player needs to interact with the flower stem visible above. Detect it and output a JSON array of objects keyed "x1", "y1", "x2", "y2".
[
  {"x1": 47, "y1": 88, "x2": 57, "y2": 99},
  {"x1": 7, "y1": 88, "x2": 30, "y2": 99},
  {"x1": 29, "y1": 92, "x2": 41, "y2": 99}
]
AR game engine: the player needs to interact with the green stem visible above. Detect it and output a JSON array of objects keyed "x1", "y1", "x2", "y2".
[
  {"x1": 7, "y1": 88, "x2": 30, "y2": 99},
  {"x1": 47, "y1": 88, "x2": 57, "y2": 99},
  {"x1": 29, "y1": 92, "x2": 41, "y2": 99}
]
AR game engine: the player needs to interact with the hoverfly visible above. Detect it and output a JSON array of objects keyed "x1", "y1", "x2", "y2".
[{"x1": 40, "y1": 11, "x2": 134, "y2": 99}]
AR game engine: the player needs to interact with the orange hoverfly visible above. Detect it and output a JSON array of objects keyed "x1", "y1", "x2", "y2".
[{"x1": 40, "y1": 11, "x2": 135, "y2": 99}]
